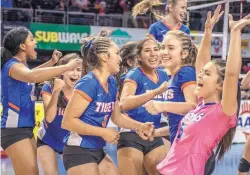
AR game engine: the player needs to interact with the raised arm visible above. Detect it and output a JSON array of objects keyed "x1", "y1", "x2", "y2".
[
  {"x1": 195, "y1": 5, "x2": 224, "y2": 75},
  {"x1": 44, "y1": 79, "x2": 64, "y2": 123},
  {"x1": 222, "y1": 14, "x2": 250, "y2": 116},
  {"x1": 10, "y1": 59, "x2": 82, "y2": 83},
  {"x1": 33, "y1": 50, "x2": 62, "y2": 70}
]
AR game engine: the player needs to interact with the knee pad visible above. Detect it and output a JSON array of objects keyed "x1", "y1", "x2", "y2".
[{"x1": 238, "y1": 158, "x2": 250, "y2": 172}]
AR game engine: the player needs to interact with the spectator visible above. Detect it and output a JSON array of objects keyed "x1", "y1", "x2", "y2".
[
  {"x1": 120, "y1": 0, "x2": 138, "y2": 28},
  {"x1": 98, "y1": 1, "x2": 106, "y2": 14},
  {"x1": 55, "y1": 0, "x2": 66, "y2": 11},
  {"x1": 1, "y1": 0, "x2": 12, "y2": 8},
  {"x1": 87, "y1": 0, "x2": 99, "y2": 13},
  {"x1": 68, "y1": 0, "x2": 81, "y2": 11},
  {"x1": 76, "y1": 0, "x2": 89, "y2": 12}
]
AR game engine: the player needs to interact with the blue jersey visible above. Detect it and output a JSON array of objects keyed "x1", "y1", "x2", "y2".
[
  {"x1": 122, "y1": 67, "x2": 169, "y2": 131},
  {"x1": 64, "y1": 71, "x2": 118, "y2": 149},
  {"x1": 38, "y1": 83, "x2": 69, "y2": 153},
  {"x1": 1, "y1": 58, "x2": 35, "y2": 128},
  {"x1": 148, "y1": 20, "x2": 190, "y2": 42},
  {"x1": 165, "y1": 66, "x2": 196, "y2": 143}
]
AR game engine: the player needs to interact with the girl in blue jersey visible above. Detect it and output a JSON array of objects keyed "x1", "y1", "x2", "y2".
[
  {"x1": 61, "y1": 37, "x2": 154, "y2": 175},
  {"x1": 160, "y1": 30, "x2": 198, "y2": 144},
  {"x1": 37, "y1": 53, "x2": 87, "y2": 175},
  {"x1": 133, "y1": 0, "x2": 190, "y2": 42},
  {"x1": 118, "y1": 37, "x2": 170, "y2": 175},
  {"x1": 0, "y1": 27, "x2": 82, "y2": 175}
]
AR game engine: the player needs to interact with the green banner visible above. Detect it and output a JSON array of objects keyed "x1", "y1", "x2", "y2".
[{"x1": 30, "y1": 23, "x2": 90, "y2": 51}]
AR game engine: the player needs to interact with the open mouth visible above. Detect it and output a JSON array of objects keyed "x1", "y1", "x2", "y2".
[
  {"x1": 149, "y1": 58, "x2": 158, "y2": 63},
  {"x1": 162, "y1": 56, "x2": 171, "y2": 61},
  {"x1": 180, "y1": 13, "x2": 186, "y2": 21},
  {"x1": 197, "y1": 82, "x2": 203, "y2": 87},
  {"x1": 70, "y1": 77, "x2": 78, "y2": 83}
]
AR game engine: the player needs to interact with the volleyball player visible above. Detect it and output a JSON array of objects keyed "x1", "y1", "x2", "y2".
[
  {"x1": 133, "y1": 0, "x2": 190, "y2": 42},
  {"x1": 61, "y1": 37, "x2": 154, "y2": 175},
  {"x1": 1, "y1": 27, "x2": 82, "y2": 175},
  {"x1": 118, "y1": 37, "x2": 170, "y2": 175},
  {"x1": 37, "y1": 53, "x2": 87, "y2": 175},
  {"x1": 144, "y1": 7, "x2": 249, "y2": 175}
]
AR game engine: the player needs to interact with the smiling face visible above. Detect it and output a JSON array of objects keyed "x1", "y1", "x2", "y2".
[
  {"x1": 168, "y1": 0, "x2": 187, "y2": 23},
  {"x1": 161, "y1": 34, "x2": 184, "y2": 72},
  {"x1": 195, "y1": 61, "x2": 223, "y2": 100},
  {"x1": 137, "y1": 39, "x2": 160, "y2": 70}
]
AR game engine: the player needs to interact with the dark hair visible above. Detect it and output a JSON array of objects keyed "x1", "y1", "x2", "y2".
[
  {"x1": 212, "y1": 59, "x2": 241, "y2": 160},
  {"x1": 81, "y1": 37, "x2": 112, "y2": 70},
  {"x1": 132, "y1": 0, "x2": 183, "y2": 20},
  {"x1": 117, "y1": 41, "x2": 138, "y2": 95},
  {"x1": 1, "y1": 27, "x2": 29, "y2": 68},
  {"x1": 120, "y1": 41, "x2": 138, "y2": 71},
  {"x1": 164, "y1": 30, "x2": 198, "y2": 66},
  {"x1": 135, "y1": 37, "x2": 158, "y2": 57},
  {"x1": 80, "y1": 29, "x2": 111, "y2": 70}
]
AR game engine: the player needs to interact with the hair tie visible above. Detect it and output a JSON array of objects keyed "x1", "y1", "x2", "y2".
[{"x1": 85, "y1": 39, "x2": 93, "y2": 49}]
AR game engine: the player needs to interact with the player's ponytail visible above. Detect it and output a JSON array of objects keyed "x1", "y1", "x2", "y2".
[
  {"x1": 132, "y1": 0, "x2": 165, "y2": 20},
  {"x1": 1, "y1": 47, "x2": 13, "y2": 68},
  {"x1": 116, "y1": 41, "x2": 138, "y2": 95}
]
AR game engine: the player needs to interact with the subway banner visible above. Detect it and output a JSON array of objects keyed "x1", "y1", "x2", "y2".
[{"x1": 30, "y1": 23, "x2": 91, "y2": 51}]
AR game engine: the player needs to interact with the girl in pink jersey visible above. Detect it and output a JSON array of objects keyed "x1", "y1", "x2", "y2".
[{"x1": 143, "y1": 5, "x2": 250, "y2": 175}]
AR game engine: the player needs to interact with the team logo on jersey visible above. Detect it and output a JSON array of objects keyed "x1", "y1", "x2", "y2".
[
  {"x1": 184, "y1": 112, "x2": 205, "y2": 123},
  {"x1": 146, "y1": 90, "x2": 167, "y2": 100},
  {"x1": 96, "y1": 102, "x2": 115, "y2": 113},
  {"x1": 165, "y1": 89, "x2": 174, "y2": 100},
  {"x1": 176, "y1": 112, "x2": 204, "y2": 139}
]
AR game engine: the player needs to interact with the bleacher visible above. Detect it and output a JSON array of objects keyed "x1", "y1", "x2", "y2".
[{"x1": 1, "y1": 0, "x2": 250, "y2": 31}]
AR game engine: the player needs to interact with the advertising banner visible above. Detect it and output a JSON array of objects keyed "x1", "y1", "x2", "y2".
[
  {"x1": 91, "y1": 26, "x2": 147, "y2": 48},
  {"x1": 191, "y1": 31, "x2": 250, "y2": 58},
  {"x1": 30, "y1": 23, "x2": 91, "y2": 51}
]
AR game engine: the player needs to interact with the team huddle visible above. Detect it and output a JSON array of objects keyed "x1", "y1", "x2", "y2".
[{"x1": 1, "y1": 0, "x2": 250, "y2": 175}]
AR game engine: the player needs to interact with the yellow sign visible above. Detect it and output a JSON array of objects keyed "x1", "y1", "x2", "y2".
[{"x1": 0, "y1": 103, "x2": 45, "y2": 138}]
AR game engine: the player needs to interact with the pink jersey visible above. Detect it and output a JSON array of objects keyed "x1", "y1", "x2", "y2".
[{"x1": 157, "y1": 102, "x2": 237, "y2": 175}]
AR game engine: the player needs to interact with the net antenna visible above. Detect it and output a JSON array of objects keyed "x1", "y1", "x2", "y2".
[{"x1": 187, "y1": 0, "x2": 245, "y2": 60}]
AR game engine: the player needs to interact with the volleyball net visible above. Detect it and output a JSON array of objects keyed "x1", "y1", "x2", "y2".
[{"x1": 187, "y1": 0, "x2": 249, "y2": 60}]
